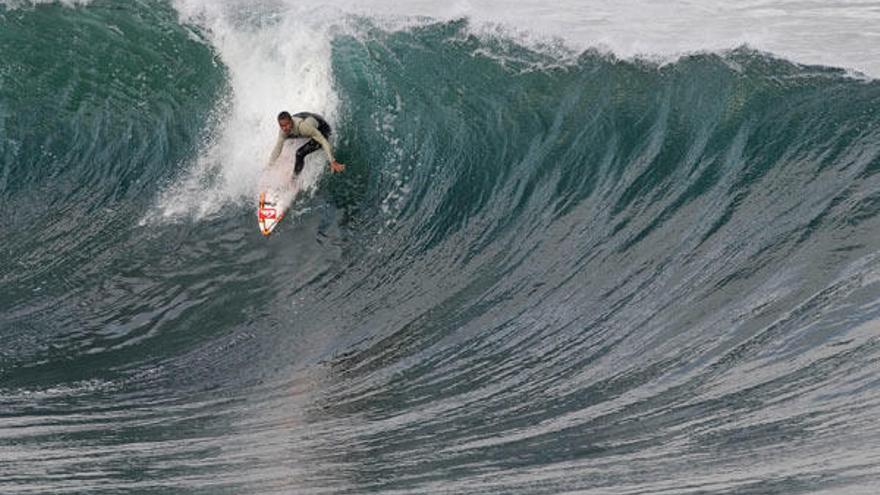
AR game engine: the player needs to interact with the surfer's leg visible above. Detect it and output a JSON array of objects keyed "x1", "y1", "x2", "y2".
[{"x1": 294, "y1": 139, "x2": 322, "y2": 175}]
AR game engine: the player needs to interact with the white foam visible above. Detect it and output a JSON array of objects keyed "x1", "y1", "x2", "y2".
[
  {"x1": 149, "y1": 0, "x2": 340, "y2": 223},
  {"x1": 238, "y1": 0, "x2": 879, "y2": 77},
  {"x1": 332, "y1": 0, "x2": 880, "y2": 77}
]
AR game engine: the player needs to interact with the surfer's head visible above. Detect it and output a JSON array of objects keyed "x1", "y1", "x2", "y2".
[{"x1": 277, "y1": 111, "x2": 293, "y2": 134}]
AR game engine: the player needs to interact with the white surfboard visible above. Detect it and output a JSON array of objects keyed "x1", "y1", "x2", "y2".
[
  {"x1": 257, "y1": 190, "x2": 281, "y2": 235},
  {"x1": 257, "y1": 166, "x2": 299, "y2": 236}
]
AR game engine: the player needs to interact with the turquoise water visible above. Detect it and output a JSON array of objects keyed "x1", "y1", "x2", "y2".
[{"x1": 2, "y1": 1, "x2": 880, "y2": 493}]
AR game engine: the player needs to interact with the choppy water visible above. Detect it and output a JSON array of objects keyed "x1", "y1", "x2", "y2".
[{"x1": 2, "y1": 1, "x2": 880, "y2": 493}]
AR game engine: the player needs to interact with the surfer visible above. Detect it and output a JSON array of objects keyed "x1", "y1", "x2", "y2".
[{"x1": 269, "y1": 111, "x2": 346, "y2": 176}]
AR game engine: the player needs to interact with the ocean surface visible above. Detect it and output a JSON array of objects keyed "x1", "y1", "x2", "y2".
[{"x1": 2, "y1": 0, "x2": 880, "y2": 493}]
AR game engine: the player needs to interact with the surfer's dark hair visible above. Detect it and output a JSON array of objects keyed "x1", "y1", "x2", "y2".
[{"x1": 277, "y1": 111, "x2": 292, "y2": 121}]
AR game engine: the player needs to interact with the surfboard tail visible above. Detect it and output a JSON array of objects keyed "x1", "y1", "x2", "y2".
[{"x1": 258, "y1": 190, "x2": 288, "y2": 236}]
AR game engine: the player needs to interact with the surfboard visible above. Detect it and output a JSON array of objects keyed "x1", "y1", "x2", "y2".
[
  {"x1": 257, "y1": 166, "x2": 299, "y2": 236},
  {"x1": 258, "y1": 190, "x2": 283, "y2": 235}
]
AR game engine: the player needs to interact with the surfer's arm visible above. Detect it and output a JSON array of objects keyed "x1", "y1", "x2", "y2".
[
  {"x1": 267, "y1": 131, "x2": 286, "y2": 166},
  {"x1": 298, "y1": 120, "x2": 336, "y2": 163}
]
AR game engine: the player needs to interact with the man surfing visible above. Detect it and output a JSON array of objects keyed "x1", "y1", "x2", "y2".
[{"x1": 268, "y1": 111, "x2": 345, "y2": 176}]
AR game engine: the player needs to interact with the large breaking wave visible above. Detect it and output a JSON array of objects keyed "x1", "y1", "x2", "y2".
[{"x1": 2, "y1": 1, "x2": 880, "y2": 493}]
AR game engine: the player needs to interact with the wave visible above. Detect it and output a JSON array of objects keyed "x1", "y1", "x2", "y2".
[{"x1": 2, "y1": 4, "x2": 880, "y2": 494}]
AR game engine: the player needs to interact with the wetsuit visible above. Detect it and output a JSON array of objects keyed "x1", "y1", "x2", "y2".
[{"x1": 268, "y1": 112, "x2": 334, "y2": 174}]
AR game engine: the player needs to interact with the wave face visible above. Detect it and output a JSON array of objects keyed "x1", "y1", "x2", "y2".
[{"x1": 3, "y1": 2, "x2": 880, "y2": 494}]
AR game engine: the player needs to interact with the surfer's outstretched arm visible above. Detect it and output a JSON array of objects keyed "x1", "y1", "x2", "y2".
[
  {"x1": 267, "y1": 130, "x2": 286, "y2": 167},
  {"x1": 298, "y1": 120, "x2": 334, "y2": 162},
  {"x1": 298, "y1": 120, "x2": 345, "y2": 172}
]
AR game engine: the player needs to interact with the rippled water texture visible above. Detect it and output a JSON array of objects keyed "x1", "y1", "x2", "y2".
[{"x1": 2, "y1": 1, "x2": 880, "y2": 493}]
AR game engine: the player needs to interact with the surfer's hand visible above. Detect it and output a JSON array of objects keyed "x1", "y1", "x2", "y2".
[{"x1": 330, "y1": 161, "x2": 346, "y2": 173}]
